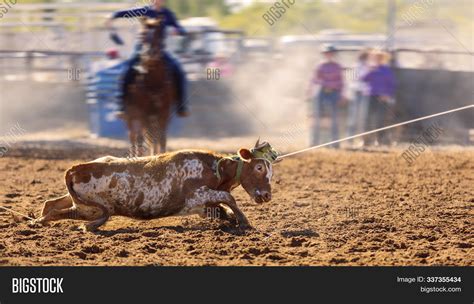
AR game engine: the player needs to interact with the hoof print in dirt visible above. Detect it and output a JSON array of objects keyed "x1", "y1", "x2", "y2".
[
  {"x1": 16, "y1": 229, "x2": 37, "y2": 236},
  {"x1": 82, "y1": 245, "x2": 103, "y2": 254},
  {"x1": 330, "y1": 257, "x2": 348, "y2": 264},
  {"x1": 72, "y1": 251, "x2": 88, "y2": 260},
  {"x1": 116, "y1": 250, "x2": 129, "y2": 258},
  {"x1": 5, "y1": 193, "x2": 21, "y2": 199},
  {"x1": 289, "y1": 237, "x2": 307, "y2": 247},
  {"x1": 281, "y1": 229, "x2": 318, "y2": 238}
]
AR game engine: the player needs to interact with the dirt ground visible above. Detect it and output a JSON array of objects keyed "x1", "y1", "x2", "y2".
[{"x1": 0, "y1": 146, "x2": 472, "y2": 266}]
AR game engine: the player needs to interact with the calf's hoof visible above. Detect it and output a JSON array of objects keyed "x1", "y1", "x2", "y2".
[
  {"x1": 28, "y1": 219, "x2": 46, "y2": 228},
  {"x1": 80, "y1": 223, "x2": 99, "y2": 233},
  {"x1": 217, "y1": 207, "x2": 237, "y2": 223},
  {"x1": 237, "y1": 222, "x2": 254, "y2": 231}
]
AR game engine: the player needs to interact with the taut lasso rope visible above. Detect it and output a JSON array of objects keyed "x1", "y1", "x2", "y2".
[
  {"x1": 0, "y1": 205, "x2": 35, "y2": 221},
  {"x1": 278, "y1": 104, "x2": 474, "y2": 160}
]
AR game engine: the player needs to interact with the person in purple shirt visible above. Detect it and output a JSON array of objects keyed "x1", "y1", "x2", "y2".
[
  {"x1": 363, "y1": 50, "x2": 396, "y2": 145},
  {"x1": 307, "y1": 45, "x2": 344, "y2": 148},
  {"x1": 106, "y1": 0, "x2": 189, "y2": 116}
]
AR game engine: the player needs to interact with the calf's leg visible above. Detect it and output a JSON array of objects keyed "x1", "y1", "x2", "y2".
[
  {"x1": 81, "y1": 210, "x2": 110, "y2": 232},
  {"x1": 34, "y1": 203, "x2": 105, "y2": 229},
  {"x1": 40, "y1": 194, "x2": 73, "y2": 217},
  {"x1": 185, "y1": 187, "x2": 251, "y2": 229},
  {"x1": 221, "y1": 200, "x2": 251, "y2": 229},
  {"x1": 203, "y1": 204, "x2": 237, "y2": 224},
  {"x1": 35, "y1": 204, "x2": 109, "y2": 233}
]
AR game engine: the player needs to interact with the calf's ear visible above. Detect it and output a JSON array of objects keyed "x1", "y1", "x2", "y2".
[{"x1": 238, "y1": 148, "x2": 253, "y2": 162}]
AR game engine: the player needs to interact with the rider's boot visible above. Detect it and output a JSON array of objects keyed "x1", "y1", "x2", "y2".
[
  {"x1": 175, "y1": 70, "x2": 189, "y2": 117},
  {"x1": 116, "y1": 109, "x2": 126, "y2": 120},
  {"x1": 177, "y1": 105, "x2": 189, "y2": 117},
  {"x1": 116, "y1": 93, "x2": 127, "y2": 119},
  {"x1": 116, "y1": 67, "x2": 135, "y2": 119}
]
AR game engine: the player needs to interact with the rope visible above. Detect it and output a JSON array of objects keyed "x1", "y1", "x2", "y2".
[
  {"x1": 278, "y1": 104, "x2": 474, "y2": 160},
  {"x1": 216, "y1": 155, "x2": 244, "y2": 185},
  {"x1": 0, "y1": 205, "x2": 35, "y2": 221}
]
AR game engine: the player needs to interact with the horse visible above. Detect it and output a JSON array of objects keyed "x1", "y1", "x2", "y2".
[{"x1": 123, "y1": 17, "x2": 177, "y2": 156}]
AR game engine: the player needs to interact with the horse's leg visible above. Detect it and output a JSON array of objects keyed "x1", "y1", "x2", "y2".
[
  {"x1": 147, "y1": 130, "x2": 155, "y2": 156},
  {"x1": 152, "y1": 135, "x2": 159, "y2": 155},
  {"x1": 158, "y1": 86, "x2": 173, "y2": 153},
  {"x1": 130, "y1": 119, "x2": 144, "y2": 157},
  {"x1": 156, "y1": 111, "x2": 168, "y2": 154},
  {"x1": 137, "y1": 124, "x2": 145, "y2": 157},
  {"x1": 127, "y1": 119, "x2": 137, "y2": 158},
  {"x1": 160, "y1": 125, "x2": 167, "y2": 153},
  {"x1": 145, "y1": 118, "x2": 156, "y2": 156},
  {"x1": 151, "y1": 117, "x2": 160, "y2": 156}
]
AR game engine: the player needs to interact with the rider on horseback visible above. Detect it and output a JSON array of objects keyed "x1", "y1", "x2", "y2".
[{"x1": 106, "y1": 0, "x2": 189, "y2": 117}]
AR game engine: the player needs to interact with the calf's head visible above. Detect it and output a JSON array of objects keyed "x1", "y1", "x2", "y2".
[{"x1": 238, "y1": 148, "x2": 274, "y2": 204}]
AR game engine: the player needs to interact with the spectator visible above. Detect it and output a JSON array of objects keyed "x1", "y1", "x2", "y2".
[
  {"x1": 347, "y1": 49, "x2": 370, "y2": 145},
  {"x1": 307, "y1": 44, "x2": 344, "y2": 148},
  {"x1": 363, "y1": 50, "x2": 396, "y2": 146}
]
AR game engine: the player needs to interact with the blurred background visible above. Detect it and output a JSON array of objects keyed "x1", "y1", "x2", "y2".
[{"x1": 0, "y1": 0, "x2": 473, "y2": 152}]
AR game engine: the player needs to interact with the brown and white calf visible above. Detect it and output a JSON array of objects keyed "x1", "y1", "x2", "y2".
[{"x1": 34, "y1": 148, "x2": 273, "y2": 231}]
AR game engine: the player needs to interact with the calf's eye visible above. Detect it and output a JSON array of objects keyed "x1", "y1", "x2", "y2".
[{"x1": 256, "y1": 165, "x2": 264, "y2": 172}]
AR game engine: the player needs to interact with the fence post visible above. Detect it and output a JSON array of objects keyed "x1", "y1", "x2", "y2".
[{"x1": 26, "y1": 51, "x2": 33, "y2": 81}]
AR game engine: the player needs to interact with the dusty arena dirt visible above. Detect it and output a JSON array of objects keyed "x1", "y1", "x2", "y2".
[{"x1": 0, "y1": 147, "x2": 472, "y2": 266}]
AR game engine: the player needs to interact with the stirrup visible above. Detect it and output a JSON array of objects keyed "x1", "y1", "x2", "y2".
[{"x1": 177, "y1": 109, "x2": 190, "y2": 117}]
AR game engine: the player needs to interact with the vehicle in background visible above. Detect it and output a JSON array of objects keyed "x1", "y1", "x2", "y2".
[{"x1": 166, "y1": 17, "x2": 244, "y2": 79}]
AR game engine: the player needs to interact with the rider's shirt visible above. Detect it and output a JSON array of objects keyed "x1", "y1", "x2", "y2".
[{"x1": 112, "y1": 6, "x2": 186, "y2": 46}]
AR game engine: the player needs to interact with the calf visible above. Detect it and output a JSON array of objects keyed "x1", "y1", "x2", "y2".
[{"x1": 34, "y1": 143, "x2": 276, "y2": 231}]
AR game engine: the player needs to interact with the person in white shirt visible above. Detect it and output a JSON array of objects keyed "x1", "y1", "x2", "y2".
[{"x1": 347, "y1": 50, "x2": 370, "y2": 145}]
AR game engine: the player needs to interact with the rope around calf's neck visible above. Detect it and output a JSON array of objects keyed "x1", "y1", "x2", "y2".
[{"x1": 215, "y1": 155, "x2": 244, "y2": 185}]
